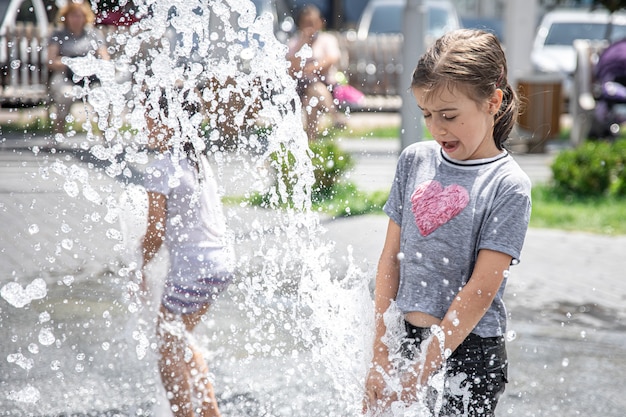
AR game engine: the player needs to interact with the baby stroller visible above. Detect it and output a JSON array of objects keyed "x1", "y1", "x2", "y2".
[{"x1": 590, "y1": 38, "x2": 626, "y2": 138}]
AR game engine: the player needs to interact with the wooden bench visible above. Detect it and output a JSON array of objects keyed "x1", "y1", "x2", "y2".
[{"x1": 336, "y1": 31, "x2": 402, "y2": 112}]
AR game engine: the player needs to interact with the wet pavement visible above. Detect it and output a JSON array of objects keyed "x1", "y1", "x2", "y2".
[{"x1": 1, "y1": 125, "x2": 626, "y2": 416}]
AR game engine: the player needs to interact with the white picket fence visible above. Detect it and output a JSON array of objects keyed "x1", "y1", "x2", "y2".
[{"x1": 0, "y1": 23, "x2": 49, "y2": 108}]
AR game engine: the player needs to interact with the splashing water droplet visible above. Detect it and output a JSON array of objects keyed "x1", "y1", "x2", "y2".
[
  {"x1": 7, "y1": 385, "x2": 40, "y2": 404},
  {"x1": 63, "y1": 180, "x2": 79, "y2": 198},
  {"x1": 61, "y1": 239, "x2": 74, "y2": 250},
  {"x1": 7, "y1": 353, "x2": 34, "y2": 370},
  {"x1": 506, "y1": 330, "x2": 517, "y2": 342},
  {"x1": 28, "y1": 224, "x2": 39, "y2": 235},
  {"x1": 1, "y1": 279, "x2": 47, "y2": 308},
  {"x1": 38, "y1": 327, "x2": 55, "y2": 346},
  {"x1": 39, "y1": 312, "x2": 51, "y2": 323}
]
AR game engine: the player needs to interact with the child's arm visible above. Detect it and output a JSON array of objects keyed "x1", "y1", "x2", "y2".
[
  {"x1": 364, "y1": 219, "x2": 402, "y2": 411},
  {"x1": 140, "y1": 191, "x2": 167, "y2": 290},
  {"x1": 418, "y1": 249, "x2": 512, "y2": 385},
  {"x1": 47, "y1": 43, "x2": 65, "y2": 72}
]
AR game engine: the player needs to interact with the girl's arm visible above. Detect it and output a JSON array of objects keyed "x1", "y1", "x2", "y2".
[
  {"x1": 286, "y1": 32, "x2": 310, "y2": 77},
  {"x1": 140, "y1": 191, "x2": 167, "y2": 290},
  {"x1": 302, "y1": 33, "x2": 340, "y2": 78},
  {"x1": 47, "y1": 43, "x2": 65, "y2": 72},
  {"x1": 364, "y1": 219, "x2": 402, "y2": 410},
  {"x1": 418, "y1": 249, "x2": 512, "y2": 385},
  {"x1": 96, "y1": 44, "x2": 110, "y2": 60}
]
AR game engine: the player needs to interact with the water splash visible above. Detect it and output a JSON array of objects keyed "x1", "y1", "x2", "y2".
[{"x1": 2, "y1": 0, "x2": 379, "y2": 415}]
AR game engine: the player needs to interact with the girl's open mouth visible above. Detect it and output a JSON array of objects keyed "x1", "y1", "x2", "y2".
[{"x1": 442, "y1": 141, "x2": 459, "y2": 152}]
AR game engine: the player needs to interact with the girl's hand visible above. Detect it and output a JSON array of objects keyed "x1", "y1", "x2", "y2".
[
  {"x1": 301, "y1": 26, "x2": 317, "y2": 44},
  {"x1": 362, "y1": 360, "x2": 395, "y2": 414},
  {"x1": 399, "y1": 364, "x2": 429, "y2": 404}
]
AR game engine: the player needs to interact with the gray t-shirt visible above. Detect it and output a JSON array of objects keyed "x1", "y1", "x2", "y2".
[
  {"x1": 49, "y1": 28, "x2": 105, "y2": 59},
  {"x1": 383, "y1": 141, "x2": 532, "y2": 337}
]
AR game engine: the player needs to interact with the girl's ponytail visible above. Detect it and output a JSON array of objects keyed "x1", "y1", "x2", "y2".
[{"x1": 494, "y1": 82, "x2": 519, "y2": 150}]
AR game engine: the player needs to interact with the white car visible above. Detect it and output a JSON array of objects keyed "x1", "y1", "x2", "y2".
[
  {"x1": 356, "y1": 0, "x2": 460, "y2": 43},
  {"x1": 347, "y1": 0, "x2": 460, "y2": 96},
  {"x1": 531, "y1": 8, "x2": 626, "y2": 100}
]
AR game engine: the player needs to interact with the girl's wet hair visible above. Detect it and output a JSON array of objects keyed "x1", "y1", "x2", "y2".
[
  {"x1": 146, "y1": 87, "x2": 204, "y2": 171},
  {"x1": 411, "y1": 29, "x2": 518, "y2": 150}
]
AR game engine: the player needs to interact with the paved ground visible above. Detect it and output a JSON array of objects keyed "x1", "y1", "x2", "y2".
[{"x1": 1, "y1": 120, "x2": 625, "y2": 416}]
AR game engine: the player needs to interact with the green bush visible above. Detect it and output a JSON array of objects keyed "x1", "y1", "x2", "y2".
[
  {"x1": 309, "y1": 139, "x2": 354, "y2": 199},
  {"x1": 261, "y1": 139, "x2": 354, "y2": 208},
  {"x1": 610, "y1": 140, "x2": 626, "y2": 196},
  {"x1": 551, "y1": 139, "x2": 626, "y2": 197}
]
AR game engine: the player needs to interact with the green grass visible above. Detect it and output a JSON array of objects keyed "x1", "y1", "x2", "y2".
[
  {"x1": 0, "y1": 117, "x2": 104, "y2": 135},
  {"x1": 530, "y1": 185, "x2": 626, "y2": 235},
  {"x1": 0, "y1": 117, "x2": 52, "y2": 134},
  {"x1": 311, "y1": 182, "x2": 388, "y2": 217},
  {"x1": 337, "y1": 124, "x2": 401, "y2": 139},
  {"x1": 328, "y1": 124, "x2": 434, "y2": 140}
]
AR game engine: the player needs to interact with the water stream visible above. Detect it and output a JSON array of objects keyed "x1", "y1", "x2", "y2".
[{"x1": 1, "y1": 0, "x2": 376, "y2": 415}]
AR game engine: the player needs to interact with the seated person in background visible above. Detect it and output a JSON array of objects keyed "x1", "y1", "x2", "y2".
[
  {"x1": 286, "y1": 5, "x2": 345, "y2": 141},
  {"x1": 47, "y1": 1, "x2": 109, "y2": 136}
]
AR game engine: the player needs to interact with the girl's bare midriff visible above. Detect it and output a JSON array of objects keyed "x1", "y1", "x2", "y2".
[{"x1": 405, "y1": 311, "x2": 441, "y2": 328}]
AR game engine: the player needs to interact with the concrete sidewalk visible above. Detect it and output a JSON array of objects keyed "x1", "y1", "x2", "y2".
[{"x1": 1, "y1": 129, "x2": 625, "y2": 416}]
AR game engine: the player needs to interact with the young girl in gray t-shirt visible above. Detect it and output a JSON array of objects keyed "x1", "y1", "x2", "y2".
[{"x1": 363, "y1": 29, "x2": 532, "y2": 417}]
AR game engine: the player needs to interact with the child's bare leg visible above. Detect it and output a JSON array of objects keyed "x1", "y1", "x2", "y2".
[
  {"x1": 188, "y1": 345, "x2": 221, "y2": 417},
  {"x1": 182, "y1": 305, "x2": 221, "y2": 417},
  {"x1": 158, "y1": 323, "x2": 195, "y2": 417}
]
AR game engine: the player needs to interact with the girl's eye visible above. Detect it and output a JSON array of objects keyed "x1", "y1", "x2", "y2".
[
  {"x1": 423, "y1": 113, "x2": 432, "y2": 118},
  {"x1": 441, "y1": 113, "x2": 456, "y2": 121}
]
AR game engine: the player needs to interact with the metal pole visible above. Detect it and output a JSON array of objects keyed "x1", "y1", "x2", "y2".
[
  {"x1": 400, "y1": 0, "x2": 425, "y2": 151},
  {"x1": 330, "y1": 0, "x2": 344, "y2": 30}
]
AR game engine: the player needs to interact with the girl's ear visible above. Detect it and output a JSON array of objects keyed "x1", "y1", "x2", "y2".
[{"x1": 488, "y1": 88, "x2": 504, "y2": 114}]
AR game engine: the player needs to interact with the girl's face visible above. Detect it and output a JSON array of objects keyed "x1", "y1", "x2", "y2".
[
  {"x1": 413, "y1": 84, "x2": 503, "y2": 160},
  {"x1": 299, "y1": 12, "x2": 323, "y2": 34},
  {"x1": 65, "y1": 8, "x2": 87, "y2": 34}
]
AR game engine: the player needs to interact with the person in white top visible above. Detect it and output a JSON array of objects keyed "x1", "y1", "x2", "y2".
[
  {"x1": 286, "y1": 5, "x2": 345, "y2": 141},
  {"x1": 47, "y1": 1, "x2": 110, "y2": 136},
  {"x1": 140, "y1": 89, "x2": 234, "y2": 417}
]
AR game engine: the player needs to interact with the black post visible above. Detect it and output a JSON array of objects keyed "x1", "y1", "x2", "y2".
[{"x1": 329, "y1": 0, "x2": 344, "y2": 30}]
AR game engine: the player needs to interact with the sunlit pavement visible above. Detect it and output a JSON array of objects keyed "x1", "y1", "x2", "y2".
[{"x1": 1, "y1": 127, "x2": 626, "y2": 416}]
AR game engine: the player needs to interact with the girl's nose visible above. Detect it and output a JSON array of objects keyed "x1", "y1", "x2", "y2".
[{"x1": 431, "y1": 120, "x2": 446, "y2": 136}]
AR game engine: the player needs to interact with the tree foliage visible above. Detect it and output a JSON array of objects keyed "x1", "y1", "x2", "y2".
[{"x1": 592, "y1": 0, "x2": 626, "y2": 13}]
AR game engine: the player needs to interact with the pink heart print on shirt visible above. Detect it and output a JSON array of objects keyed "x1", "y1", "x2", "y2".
[{"x1": 411, "y1": 180, "x2": 469, "y2": 236}]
